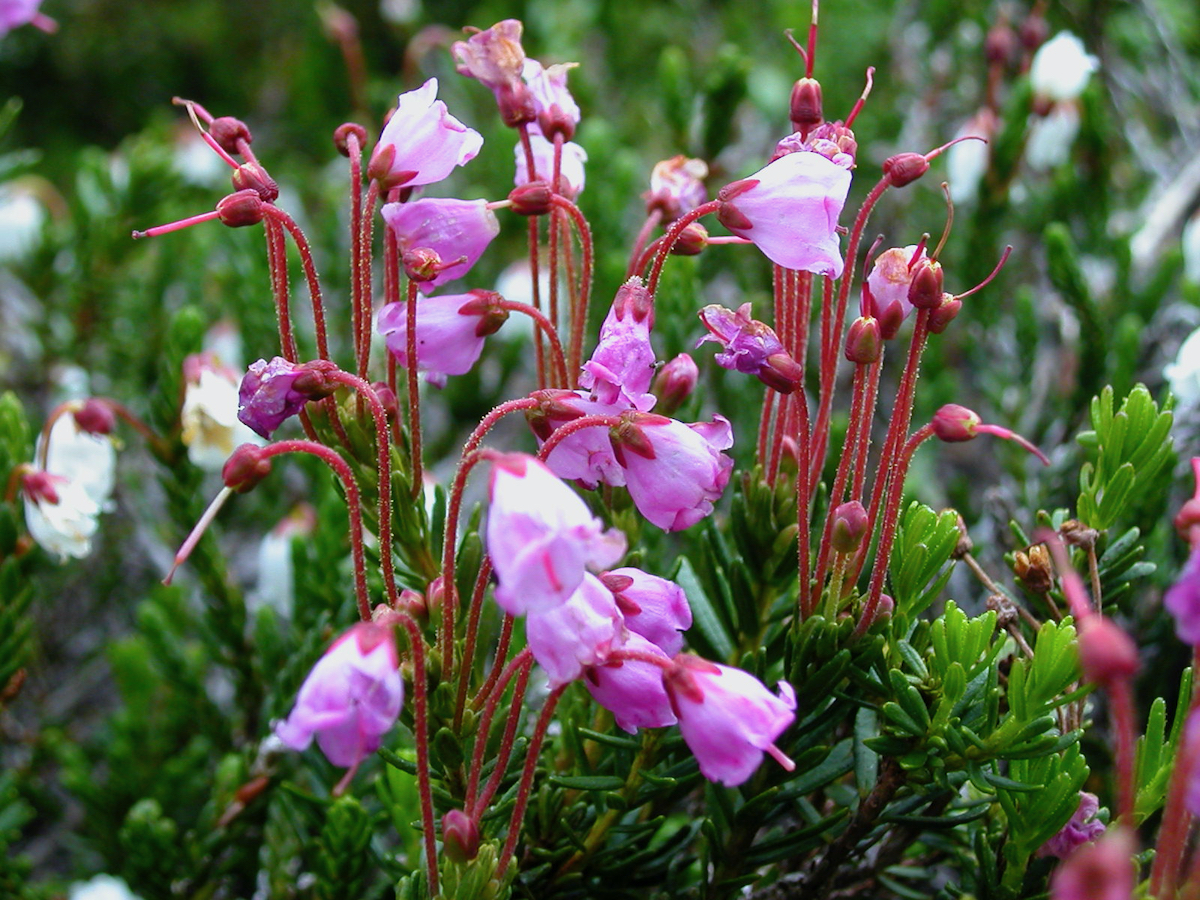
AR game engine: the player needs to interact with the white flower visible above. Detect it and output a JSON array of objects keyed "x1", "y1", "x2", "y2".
[
  {"x1": 1166, "y1": 326, "x2": 1200, "y2": 406},
  {"x1": 39, "y1": 414, "x2": 117, "y2": 510},
  {"x1": 1183, "y1": 213, "x2": 1200, "y2": 284},
  {"x1": 24, "y1": 474, "x2": 101, "y2": 562},
  {"x1": 946, "y1": 112, "x2": 994, "y2": 204},
  {"x1": 181, "y1": 353, "x2": 264, "y2": 472},
  {"x1": 252, "y1": 504, "x2": 315, "y2": 619},
  {"x1": 68, "y1": 874, "x2": 143, "y2": 900},
  {"x1": 1025, "y1": 104, "x2": 1081, "y2": 172},
  {"x1": 0, "y1": 183, "x2": 45, "y2": 262},
  {"x1": 1030, "y1": 32, "x2": 1098, "y2": 103}
]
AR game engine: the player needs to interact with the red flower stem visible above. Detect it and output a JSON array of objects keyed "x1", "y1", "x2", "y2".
[
  {"x1": 1109, "y1": 677, "x2": 1138, "y2": 827},
  {"x1": 359, "y1": 182, "x2": 380, "y2": 379},
  {"x1": 130, "y1": 209, "x2": 221, "y2": 239},
  {"x1": 465, "y1": 648, "x2": 532, "y2": 812},
  {"x1": 387, "y1": 353, "x2": 401, "y2": 445},
  {"x1": 768, "y1": 394, "x2": 789, "y2": 484},
  {"x1": 264, "y1": 440, "x2": 370, "y2": 619},
  {"x1": 757, "y1": 388, "x2": 776, "y2": 471},
  {"x1": 537, "y1": 414, "x2": 623, "y2": 463},
  {"x1": 264, "y1": 218, "x2": 299, "y2": 362},
  {"x1": 346, "y1": 131, "x2": 364, "y2": 370},
  {"x1": 330, "y1": 371, "x2": 398, "y2": 608},
  {"x1": 463, "y1": 398, "x2": 541, "y2": 458},
  {"x1": 471, "y1": 652, "x2": 535, "y2": 817},
  {"x1": 857, "y1": 423, "x2": 935, "y2": 635},
  {"x1": 404, "y1": 280, "x2": 424, "y2": 500},
  {"x1": 646, "y1": 200, "x2": 720, "y2": 297},
  {"x1": 807, "y1": 276, "x2": 838, "y2": 492},
  {"x1": 453, "y1": 557, "x2": 494, "y2": 731},
  {"x1": 394, "y1": 612, "x2": 439, "y2": 898},
  {"x1": 102, "y1": 399, "x2": 172, "y2": 460},
  {"x1": 605, "y1": 647, "x2": 674, "y2": 670},
  {"x1": 471, "y1": 614, "x2": 516, "y2": 712},
  {"x1": 261, "y1": 206, "x2": 330, "y2": 360},
  {"x1": 851, "y1": 361, "x2": 883, "y2": 502},
  {"x1": 627, "y1": 210, "x2": 663, "y2": 279},
  {"x1": 550, "y1": 195, "x2": 594, "y2": 380},
  {"x1": 496, "y1": 684, "x2": 567, "y2": 880},
  {"x1": 550, "y1": 135, "x2": 563, "y2": 353},
  {"x1": 632, "y1": 235, "x2": 667, "y2": 280},
  {"x1": 1151, "y1": 674, "x2": 1200, "y2": 897},
  {"x1": 529, "y1": 215, "x2": 547, "y2": 389},
  {"x1": 497, "y1": 300, "x2": 568, "y2": 387},
  {"x1": 794, "y1": 270, "x2": 813, "y2": 377}
]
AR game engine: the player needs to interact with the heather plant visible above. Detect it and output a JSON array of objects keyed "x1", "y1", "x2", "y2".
[{"x1": 4, "y1": 2, "x2": 1200, "y2": 900}]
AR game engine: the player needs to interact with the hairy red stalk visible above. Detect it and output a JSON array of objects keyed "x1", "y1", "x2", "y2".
[
  {"x1": 537, "y1": 413, "x2": 623, "y2": 463},
  {"x1": 550, "y1": 195, "x2": 594, "y2": 379},
  {"x1": 359, "y1": 182, "x2": 380, "y2": 379},
  {"x1": 627, "y1": 210, "x2": 663, "y2": 279},
  {"x1": 646, "y1": 200, "x2": 721, "y2": 296},
  {"x1": 472, "y1": 614, "x2": 516, "y2": 713},
  {"x1": 453, "y1": 558, "x2": 494, "y2": 731},
  {"x1": 472, "y1": 653, "x2": 535, "y2": 817},
  {"x1": 465, "y1": 648, "x2": 531, "y2": 810},
  {"x1": 498, "y1": 300, "x2": 568, "y2": 387},
  {"x1": 404, "y1": 280, "x2": 424, "y2": 500},
  {"x1": 394, "y1": 612, "x2": 439, "y2": 897},
  {"x1": 1110, "y1": 678, "x2": 1138, "y2": 827}
]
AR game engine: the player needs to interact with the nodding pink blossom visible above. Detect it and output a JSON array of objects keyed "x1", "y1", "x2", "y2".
[
  {"x1": 526, "y1": 573, "x2": 626, "y2": 687},
  {"x1": 380, "y1": 198, "x2": 500, "y2": 292},
  {"x1": 611, "y1": 412, "x2": 734, "y2": 532},
  {"x1": 716, "y1": 150, "x2": 851, "y2": 279},
  {"x1": 522, "y1": 58, "x2": 581, "y2": 140},
  {"x1": 1166, "y1": 545, "x2": 1200, "y2": 646},
  {"x1": 1038, "y1": 792, "x2": 1106, "y2": 859},
  {"x1": 514, "y1": 127, "x2": 587, "y2": 199},
  {"x1": 274, "y1": 622, "x2": 404, "y2": 769},
  {"x1": 601, "y1": 567, "x2": 691, "y2": 655},
  {"x1": 663, "y1": 655, "x2": 796, "y2": 786},
  {"x1": 452, "y1": 19, "x2": 533, "y2": 126},
  {"x1": 1049, "y1": 827, "x2": 1136, "y2": 900},
  {"x1": 22, "y1": 469, "x2": 101, "y2": 562},
  {"x1": 486, "y1": 453, "x2": 626, "y2": 616},
  {"x1": 367, "y1": 79, "x2": 483, "y2": 190},
  {"x1": 866, "y1": 245, "x2": 926, "y2": 338},
  {"x1": 645, "y1": 155, "x2": 709, "y2": 222},
  {"x1": 377, "y1": 290, "x2": 508, "y2": 388},
  {"x1": 0, "y1": 0, "x2": 54, "y2": 36},
  {"x1": 528, "y1": 389, "x2": 627, "y2": 489},
  {"x1": 237, "y1": 358, "x2": 337, "y2": 439},
  {"x1": 579, "y1": 279, "x2": 658, "y2": 410},
  {"x1": 697, "y1": 303, "x2": 802, "y2": 394},
  {"x1": 585, "y1": 632, "x2": 677, "y2": 733}
]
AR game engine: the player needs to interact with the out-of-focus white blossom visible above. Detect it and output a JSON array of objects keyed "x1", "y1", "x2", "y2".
[
  {"x1": 24, "y1": 473, "x2": 101, "y2": 562},
  {"x1": 181, "y1": 352, "x2": 264, "y2": 472},
  {"x1": 1030, "y1": 32, "x2": 1098, "y2": 103},
  {"x1": 1183, "y1": 213, "x2": 1200, "y2": 284},
  {"x1": 252, "y1": 504, "x2": 316, "y2": 618},
  {"x1": 1025, "y1": 104, "x2": 1081, "y2": 172},
  {"x1": 0, "y1": 183, "x2": 45, "y2": 261},
  {"x1": 946, "y1": 111, "x2": 994, "y2": 204},
  {"x1": 39, "y1": 413, "x2": 117, "y2": 510},
  {"x1": 68, "y1": 874, "x2": 143, "y2": 900},
  {"x1": 1166, "y1": 326, "x2": 1200, "y2": 406},
  {"x1": 379, "y1": 0, "x2": 418, "y2": 24}
]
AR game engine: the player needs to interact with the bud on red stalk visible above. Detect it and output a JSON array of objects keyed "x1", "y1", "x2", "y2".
[
  {"x1": 222, "y1": 444, "x2": 273, "y2": 493},
  {"x1": 931, "y1": 404, "x2": 981, "y2": 442},
  {"x1": 671, "y1": 222, "x2": 709, "y2": 256},
  {"x1": 398, "y1": 588, "x2": 427, "y2": 619},
  {"x1": 209, "y1": 116, "x2": 253, "y2": 155},
  {"x1": 1077, "y1": 616, "x2": 1139, "y2": 686},
  {"x1": 907, "y1": 259, "x2": 944, "y2": 309},
  {"x1": 370, "y1": 381, "x2": 399, "y2": 420},
  {"x1": 882, "y1": 152, "x2": 930, "y2": 188},
  {"x1": 653, "y1": 353, "x2": 699, "y2": 415},
  {"x1": 442, "y1": 810, "x2": 480, "y2": 863},
  {"x1": 498, "y1": 82, "x2": 537, "y2": 128},
  {"x1": 333, "y1": 122, "x2": 369, "y2": 157},
  {"x1": 456, "y1": 290, "x2": 509, "y2": 337},
  {"x1": 927, "y1": 294, "x2": 962, "y2": 334},
  {"x1": 216, "y1": 190, "x2": 265, "y2": 228},
  {"x1": 789, "y1": 77, "x2": 823, "y2": 133},
  {"x1": 845, "y1": 317, "x2": 882, "y2": 363},
  {"x1": 509, "y1": 181, "x2": 553, "y2": 216},
  {"x1": 291, "y1": 360, "x2": 341, "y2": 400},
  {"x1": 831, "y1": 501, "x2": 869, "y2": 553},
  {"x1": 985, "y1": 21, "x2": 1016, "y2": 66},
  {"x1": 73, "y1": 399, "x2": 116, "y2": 435},
  {"x1": 230, "y1": 162, "x2": 279, "y2": 202},
  {"x1": 759, "y1": 352, "x2": 803, "y2": 394}
]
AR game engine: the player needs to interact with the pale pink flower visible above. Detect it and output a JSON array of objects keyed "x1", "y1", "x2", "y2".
[
  {"x1": 585, "y1": 632, "x2": 677, "y2": 733},
  {"x1": 865, "y1": 245, "x2": 926, "y2": 337},
  {"x1": 529, "y1": 389, "x2": 627, "y2": 489},
  {"x1": 645, "y1": 155, "x2": 709, "y2": 222},
  {"x1": 380, "y1": 198, "x2": 500, "y2": 291},
  {"x1": 526, "y1": 573, "x2": 626, "y2": 687},
  {"x1": 602, "y1": 567, "x2": 691, "y2": 655},
  {"x1": 377, "y1": 290, "x2": 508, "y2": 387},
  {"x1": 367, "y1": 79, "x2": 483, "y2": 190},
  {"x1": 514, "y1": 127, "x2": 587, "y2": 199},
  {"x1": 522, "y1": 58, "x2": 581, "y2": 139},
  {"x1": 452, "y1": 19, "x2": 532, "y2": 125},
  {"x1": 578, "y1": 279, "x2": 657, "y2": 410}
]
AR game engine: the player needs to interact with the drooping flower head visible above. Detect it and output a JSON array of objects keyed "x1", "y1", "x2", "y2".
[
  {"x1": 645, "y1": 156, "x2": 709, "y2": 223},
  {"x1": 486, "y1": 453, "x2": 626, "y2": 616},
  {"x1": 716, "y1": 150, "x2": 852, "y2": 278},
  {"x1": 237, "y1": 357, "x2": 339, "y2": 439},
  {"x1": 527, "y1": 389, "x2": 627, "y2": 490},
  {"x1": 381, "y1": 198, "x2": 500, "y2": 291},
  {"x1": 697, "y1": 303, "x2": 802, "y2": 393},
  {"x1": 600, "y1": 567, "x2": 692, "y2": 655},
  {"x1": 274, "y1": 622, "x2": 404, "y2": 769},
  {"x1": 526, "y1": 573, "x2": 626, "y2": 687},
  {"x1": 182, "y1": 352, "x2": 265, "y2": 471},
  {"x1": 865, "y1": 245, "x2": 926, "y2": 338},
  {"x1": 1038, "y1": 792, "x2": 1107, "y2": 859},
  {"x1": 585, "y1": 632, "x2": 677, "y2": 733},
  {"x1": 452, "y1": 19, "x2": 534, "y2": 127},
  {"x1": 514, "y1": 126, "x2": 587, "y2": 199},
  {"x1": 39, "y1": 405, "x2": 117, "y2": 510},
  {"x1": 522, "y1": 58, "x2": 581, "y2": 140},
  {"x1": 377, "y1": 290, "x2": 509, "y2": 388},
  {"x1": 663, "y1": 655, "x2": 796, "y2": 786},
  {"x1": 21, "y1": 469, "x2": 101, "y2": 562},
  {"x1": 579, "y1": 278, "x2": 657, "y2": 410},
  {"x1": 367, "y1": 79, "x2": 484, "y2": 191}
]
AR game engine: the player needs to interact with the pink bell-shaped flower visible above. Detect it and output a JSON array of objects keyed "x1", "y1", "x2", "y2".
[
  {"x1": 380, "y1": 198, "x2": 500, "y2": 292},
  {"x1": 601, "y1": 567, "x2": 691, "y2": 656},
  {"x1": 611, "y1": 412, "x2": 734, "y2": 532},
  {"x1": 522, "y1": 58, "x2": 581, "y2": 140},
  {"x1": 486, "y1": 453, "x2": 626, "y2": 616},
  {"x1": 663, "y1": 655, "x2": 796, "y2": 786},
  {"x1": 716, "y1": 150, "x2": 851, "y2": 279},
  {"x1": 452, "y1": 19, "x2": 534, "y2": 127},
  {"x1": 515, "y1": 127, "x2": 587, "y2": 199},
  {"x1": 585, "y1": 632, "x2": 677, "y2": 733},
  {"x1": 274, "y1": 622, "x2": 404, "y2": 769},
  {"x1": 865, "y1": 245, "x2": 926, "y2": 338},
  {"x1": 237, "y1": 358, "x2": 338, "y2": 439},
  {"x1": 377, "y1": 290, "x2": 508, "y2": 388},
  {"x1": 528, "y1": 389, "x2": 627, "y2": 490},
  {"x1": 367, "y1": 79, "x2": 484, "y2": 190},
  {"x1": 579, "y1": 278, "x2": 657, "y2": 410},
  {"x1": 526, "y1": 573, "x2": 626, "y2": 687}
]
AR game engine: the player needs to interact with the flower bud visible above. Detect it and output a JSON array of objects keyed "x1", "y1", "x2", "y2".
[
  {"x1": 73, "y1": 399, "x2": 116, "y2": 435},
  {"x1": 1014, "y1": 544, "x2": 1053, "y2": 593},
  {"x1": 789, "y1": 77, "x2": 823, "y2": 133},
  {"x1": 652, "y1": 353, "x2": 698, "y2": 416},
  {"x1": 222, "y1": 443, "x2": 273, "y2": 493},
  {"x1": 907, "y1": 259, "x2": 944, "y2": 310},
  {"x1": 831, "y1": 501, "x2": 869, "y2": 553},
  {"x1": 426, "y1": 576, "x2": 445, "y2": 620},
  {"x1": 333, "y1": 122, "x2": 369, "y2": 157},
  {"x1": 370, "y1": 381, "x2": 399, "y2": 420},
  {"x1": 927, "y1": 294, "x2": 962, "y2": 334},
  {"x1": 456, "y1": 289, "x2": 510, "y2": 337},
  {"x1": 398, "y1": 588, "x2": 427, "y2": 619},
  {"x1": 291, "y1": 359, "x2": 341, "y2": 400},
  {"x1": 670, "y1": 222, "x2": 709, "y2": 256},
  {"x1": 1078, "y1": 616, "x2": 1139, "y2": 686},
  {"x1": 508, "y1": 180, "x2": 553, "y2": 216},
  {"x1": 216, "y1": 189, "x2": 265, "y2": 228},
  {"x1": 441, "y1": 810, "x2": 480, "y2": 864},
  {"x1": 230, "y1": 162, "x2": 279, "y2": 202},
  {"x1": 931, "y1": 404, "x2": 981, "y2": 442},
  {"x1": 845, "y1": 317, "x2": 882, "y2": 363},
  {"x1": 882, "y1": 152, "x2": 930, "y2": 188},
  {"x1": 759, "y1": 352, "x2": 803, "y2": 394},
  {"x1": 209, "y1": 116, "x2": 252, "y2": 155},
  {"x1": 498, "y1": 81, "x2": 537, "y2": 128},
  {"x1": 985, "y1": 21, "x2": 1016, "y2": 66}
]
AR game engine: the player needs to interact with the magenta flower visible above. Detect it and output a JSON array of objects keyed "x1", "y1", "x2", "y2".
[
  {"x1": 526, "y1": 573, "x2": 626, "y2": 687},
  {"x1": 645, "y1": 155, "x2": 709, "y2": 222},
  {"x1": 274, "y1": 623, "x2": 404, "y2": 769},
  {"x1": 486, "y1": 453, "x2": 626, "y2": 616},
  {"x1": 585, "y1": 632, "x2": 677, "y2": 733},
  {"x1": 238, "y1": 357, "x2": 337, "y2": 439},
  {"x1": 381, "y1": 198, "x2": 500, "y2": 291},
  {"x1": 522, "y1": 58, "x2": 581, "y2": 139},
  {"x1": 1185, "y1": 709, "x2": 1200, "y2": 816},
  {"x1": 1165, "y1": 545, "x2": 1200, "y2": 646},
  {"x1": 774, "y1": 121, "x2": 858, "y2": 169},
  {"x1": 602, "y1": 567, "x2": 691, "y2": 656},
  {"x1": 367, "y1": 79, "x2": 484, "y2": 190},
  {"x1": 865, "y1": 245, "x2": 925, "y2": 338},
  {"x1": 1049, "y1": 828, "x2": 1136, "y2": 900},
  {"x1": 452, "y1": 19, "x2": 533, "y2": 126},
  {"x1": 697, "y1": 303, "x2": 802, "y2": 393},
  {"x1": 0, "y1": 0, "x2": 54, "y2": 36},
  {"x1": 612, "y1": 412, "x2": 734, "y2": 532},
  {"x1": 529, "y1": 389, "x2": 627, "y2": 489},
  {"x1": 716, "y1": 150, "x2": 852, "y2": 279},
  {"x1": 515, "y1": 127, "x2": 587, "y2": 199},
  {"x1": 579, "y1": 279, "x2": 658, "y2": 410},
  {"x1": 1038, "y1": 792, "x2": 1106, "y2": 859},
  {"x1": 377, "y1": 290, "x2": 508, "y2": 388},
  {"x1": 664, "y1": 656, "x2": 796, "y2": 786}
]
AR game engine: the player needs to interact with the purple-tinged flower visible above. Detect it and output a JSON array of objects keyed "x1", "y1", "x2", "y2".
[
  {"x1": 452, "y1": 20, "x2": 533, "y2": 126},
  {"x1": 1184, "y1": 709, "x2": 1200, "y2": 816},
  {"x1": 526, "y1": 573, "x2": 626, "y2": 687},
  {"x1": 601, "y1": 567, "x2": 691, "y2": 655},
  {"x1": 645, "y1": 155, "x2": 709, "y2": 222},
  {"x1": 611, "y1": 412, "x2": 734, "y2": 532},
  {"x1": 585, "y1": 632, "x2": 677, "y2": 733},
  {"x1": 377, "y1": 290, "x2": 508, "y2": 388},
  {"x1": 367, "y1": 79, "x2": 483, "y2": 190},
  {"x1": 865, "y1": 245, "x2": 925, "y2": 338},
  {"x1": 486, "y1": 453, "x2": 626, "y2": 616},
  {"x1": 0, "y1": 0, "x2": 55, "y2": 37},
  {"x1": 237, "y1": 357, "x2": 338, "y2": 439},
  {"x1": 274, "y1": 622, "x2": 404, "y2": 769},
  {"x1": 381, "y1": 198, "x2": 500, "y2": 291},
  {"x1": 528, "y1": 389, "x2": 627, "y2": 489},
  {"x1": 664, "y1": 655, "x2": 796, "y2": 786},
  {"x1": 1166, "y1": 545, "x2": 1200, "y2": 646},
  {"x1": 697, "y1": 303, "x2": 802, "y2": 393},
  {"x1": 716, "y1": 151, "x2": 851, "y2": 279},
  {"x1": 1049, "y1": 827, "x2": 1136, "y2": 900},
  {"x1": 579, "y1": 279, "x2": 658, "y2": 409},
  {"x1": 1038, "y1": 792, "x2": 1106, "y2": 859},
  {"x1": 515, "y1": 127, "x2": 587, "y2": 199},
  {"x1": 774, "y1": 122, "x2": 857, "y2": 169},
  {"x1": 522, "y1": 58, "x2": 581, "y2": 140}
]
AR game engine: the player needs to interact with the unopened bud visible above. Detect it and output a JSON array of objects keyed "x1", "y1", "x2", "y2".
[
  {"x1": 209, "y1": 116, "x2": 253, "y2": 155},
  {"x1": 426, "y1": 576, "x2": 445, "y2": 619},
  {"x1": 457, "y1": 290, "x2": 509, "y2": 337},
  {"x1": 539, "y1": 107, "x2": 576, "y2": 143},
  {"x1": 758, "y1": 352, "x2": 803, "y2": 394},
  {"x1": 670, "y1": 222, "x2": 708, "y2": 256},
  {"x1": 442, "y1": 810, "x2": 480, "y2": 864},
  {"x1": 845, "y1": 317, "x2": 882, "y2": 364},
  {"x1": 1014, "y1": 544, "x2": 1053, "y2": 593},
  {"x1": 399, "y1": 588, "x2": 427, "y2": 619},
  {"x1": 1019, "y1": 10, "x2": 1048, "y2": 52},
  {"x1": 292, "y1": 360, "x2": 341, "y2": 400},
  {"x1": 931, "y1": 404, "x2": 981, "y2": 442},
  {"x1": 652, "y1": 353, "x2": 699, "y2": 415},
  {"x1": 611, "y1": 278, "x2": 655, "y2": 325},
  {"x1": 216, "y1": 189, "x2": 265, "y2": 228},
  {"x1": 1078, "y1": 616, "x2": 1139, "y2": 686},
  {"x1": 882, "y1": 152, "x2": 930, "y2": 188},
  {"x1": 509, "y1": 180, "x2": 553, "y2": 216},
  {"x1": 230, "y1": 162, "x2": 279, "y2": 203},
  {"x1": 985, "y1": 22, "x2": 1016, "y2": 66},
  {"x1": 1061, "y1": 519, "x2": 1099, "y2": 549},
  {"x1": 927, "y1": 294, "x2": 961, "y2": 334},
  {"x1": 222, "y1": 444, "x2": 273, "y2": 493},
  {"x1": 74, "y1": 399, "x2": 116, "y2": 435},
  {"x1": 498, "y1": 82, "x2": 537, "y2": 128},
  {"x1": 333, "y1": 122, "x2": 369, "y2": 157},
  {"x1": 907, "y1": 259, "x2": 944, "y2": 310},
  {"x1": 831, "y1": 501, "x2": 869, "y2": 553},
  {"x1": 370, "y1": 381, "x2": 399, "y2": 420},
  {"x1": 789, "y1": 77, "x2": 823, "y2": 133}
]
